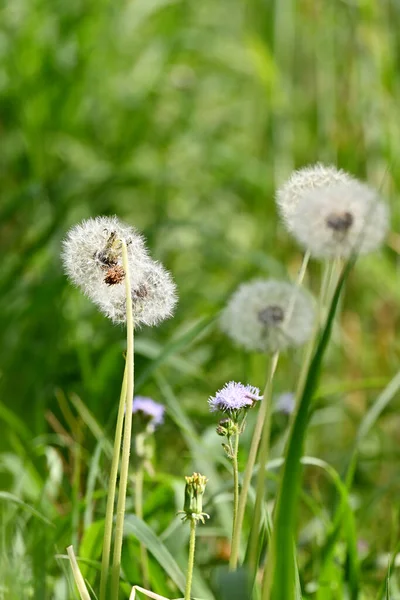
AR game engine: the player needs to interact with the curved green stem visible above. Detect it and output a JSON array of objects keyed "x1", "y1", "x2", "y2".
[
  {"x1": 110, "y1": 241, "x2": 135, "y2": 599},
  {"x1": 184, "y1": 519, "x2": 197, "y2": 600},
  {"x1": 99, "y1": 365, "x2": 127, "y2": 600},
  {"x1": 247, "y1": 352, "x2": 279, "y2": 574}
]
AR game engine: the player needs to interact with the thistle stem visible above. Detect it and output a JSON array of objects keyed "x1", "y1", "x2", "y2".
[
  {"x1": 184, "y1": 519, "x2": 197, "y2": 600},
  {"x1": 135, "y1": 463, "x2": 150, "y2": 587},
  {"x1": 111, "y1": 241, "x2": 135, "y2": 599},
  {"x1": 247, "y1": 352, "x2": 279, "y2": 575},
  {"x1": 231, "y1": 432, "x2": 240, "y2": 552},
  {"x1": 99, "y1": 365, "x2": 127, "y2": 600}
]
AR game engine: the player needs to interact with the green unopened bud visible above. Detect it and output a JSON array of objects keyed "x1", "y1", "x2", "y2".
[
  {"x1": 178, "y1": 472, "x2": 210, "y2": 524},
  {"x1": 216, "y1": 418, "x2": 237, "y2": 438}
]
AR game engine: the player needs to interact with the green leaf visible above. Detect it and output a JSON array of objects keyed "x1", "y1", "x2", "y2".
[
  {"x1": 124, "y1": 514, "x2": 186, "y2": 594},
  {"x1": 0, "y1": 491, "x2": 54, "y2": 527},
  {"x1": 265, "y1": 258, "x2": 354, "y2": 600}
]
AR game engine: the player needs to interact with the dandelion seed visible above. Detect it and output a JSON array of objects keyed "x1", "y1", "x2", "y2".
[
  {"x1": 62, "y1": 216, "x2": 178, "y2": 326},
  {"x1": 289, "y1": 180, "x2": 389, "y2": 258},
  {"x1": 208, "y1": 381, "x2": 262, "y2": 414},
  {"x1": 220, "y1": 279, "x2": 314, "y2": 353},
  {"x1": 276, "y1": 163, "x2": 353, "y2": 222},
  {"x1": 132, "y1": 396, "x2": 165, "y2": 429},
  {"x1": 95, "y1": 259, "x2": 177, "y2": 326}
]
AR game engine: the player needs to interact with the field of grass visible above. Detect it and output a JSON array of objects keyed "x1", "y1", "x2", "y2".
[{"x1": 1, "y1": 0, "x2": 400, "y2": 598}]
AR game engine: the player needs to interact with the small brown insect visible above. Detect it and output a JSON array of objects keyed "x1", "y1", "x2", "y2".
[
  {"x1": 326, "y1": 211, "x2": 353, "y2": 233},
  {"x1": 95, "y1": 230, "x2": 122, "y2": 269},
  {"x1": 104, "y1": 265, "x2": 125, "y2": 286}
]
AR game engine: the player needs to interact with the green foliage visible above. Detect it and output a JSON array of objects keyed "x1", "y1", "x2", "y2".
[{"x1": 1, "y1": 0, "x2": 400, "y2": 598}]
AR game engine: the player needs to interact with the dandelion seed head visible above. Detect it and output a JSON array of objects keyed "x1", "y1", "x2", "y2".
[
  {"x1": 276, "y1": 163, "x2": 352, "y2": 221},
  {"x1": 62, "y1": 215, "x2": 149, "y2": 297},
  {"x1": 62, "y1": 216, "x2": 178, "y2": 326},
  {"x1": 220, "y1": 279, "x2": 314, "y2": 353},
  {"x1": 208, "y1": 381, "x2": 262, "y2": 413},
  {"x1": 132, "y1": 396, "x2": 165, "y2": 428},
  {"x1": 289, "y1": 180, "x2": 389, "y2": 258},
  {"x1": 95, "y1": 259, "x2": 177, "y2": 326}
]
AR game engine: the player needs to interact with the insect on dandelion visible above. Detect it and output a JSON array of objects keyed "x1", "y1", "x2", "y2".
[
  {"x1": 220, "y1": 279, "x2": 314, "y2": 353},
  {"x1": 62, "y1": 216, "x2": 177, "y2": 325}
]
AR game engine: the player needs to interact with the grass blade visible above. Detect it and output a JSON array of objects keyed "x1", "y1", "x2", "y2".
[
  {"x1": 262, "y1": 258, "x2": 354, "y2": 600},
  {"x1": 67, "y1": 545, "x2": 92, "y2": 600},
  {"x1": 124, "y1": 514, "x2": 187, "y2": 594}
]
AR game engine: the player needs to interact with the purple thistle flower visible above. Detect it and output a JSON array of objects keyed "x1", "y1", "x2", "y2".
[
  {"x1": 208, "y1": 381, "x2": 262, "y2": 414},
  {"x1": 132, "y1": 396, "x2": 165, "y2": 428}
]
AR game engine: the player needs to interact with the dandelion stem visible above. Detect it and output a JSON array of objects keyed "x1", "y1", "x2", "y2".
[
  {"x1": 111, "y1": 240, "x2": 135, "y2": 599},
  {"x1": 184, "y1": 519, "x2": 197, "y2": 600},
  {"x1": 231, "y1": 431, "x2": 240, "y2": 554},
  {"x1": 247, "y1": 352, "x2": 279, "y2": 575},
  {"x1": 99, "y1": 364, "x2": 127, "y2": 600},
  {"x1": 135, "y1": 462, "x2": 150, "y2": 587},
  {"x1": 229, "y1": 252, "x2": 310, "y2": 571}
]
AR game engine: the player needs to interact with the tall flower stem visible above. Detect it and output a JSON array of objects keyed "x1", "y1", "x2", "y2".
[
  {"x1": 246, "y1": 352, "x2": 279, "y2": 575},
  {"x1": 135, "y1": 463, "x2": 150, "y2": 587},
  {"x1": 231, "y1": 431, "x2": 240, "y2": 550},
  {"x1": 99, "y1": 364, "x2": 127, "y2": 600},
  {"x1": 110, "y1": 241, "x2": 135, "y2": 599},
  {"x1": 184, "y1": 519, "x2": 197, "y2": 600},
  {"x1": 229, "y1": 252, "x2": 310, "y2": 571}
]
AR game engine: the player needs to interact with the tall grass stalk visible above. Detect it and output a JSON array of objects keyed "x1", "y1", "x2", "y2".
[
  {"x1": 111, "y1": 240, "x2": 135, "y2": 598},
  {"x1": 135, "y1": 464, "x2": 150, "y2": 588},
  {"x1": 99, "y1": 364, "x2": 127, "y2": 600}
]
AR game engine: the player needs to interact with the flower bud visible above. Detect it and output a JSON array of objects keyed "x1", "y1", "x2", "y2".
[
  {"x1": 178, "y1": 472, "x2": 210, "y2": 524},
  {"x1": 216, "y1": 418, "x2": 236, "y2": 437}
]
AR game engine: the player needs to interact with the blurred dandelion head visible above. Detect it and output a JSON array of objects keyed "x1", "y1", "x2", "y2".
[
  {"x1": 289, "y1": 180, "x2": 389, "y2": 259},
  {"x1": 275, "y1": 391, "x2": 296, "y2": 415},
  {"x1": 276, "y1": 163, "x2": 352, "y2": 221},
  {"x1": 220, "y1": 279, "x2": 315, "y2": 353},
  {"x1": 62, "y1": 216, "x2": 177, "y2": 326},
  {"x1": 208, "y1": 381, "x2": 262, "y2": 415},
  {"x1": 132, "y1": 396, "x2": 165, "y2": 429}
]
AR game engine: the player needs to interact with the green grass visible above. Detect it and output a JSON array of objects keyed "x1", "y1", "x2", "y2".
[{"x1": 1, "y1": 0, "x2": 400, "y2": 598}]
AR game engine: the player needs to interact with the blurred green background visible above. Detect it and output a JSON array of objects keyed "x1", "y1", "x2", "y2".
[{"x1": 1, "y1": 0, "x2": 400, "y2": 598}]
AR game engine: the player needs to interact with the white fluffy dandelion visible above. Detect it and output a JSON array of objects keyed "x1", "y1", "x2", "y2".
[
  {"x1": 62, "y1": 216, "x2": 177, "y2": 326},
  {"x1": 276, "y1": 163, "x2": 352, "y2": 222},
  {"x1": 220, "y1": 279, "x2": 314, "y2": 353},
  {"x1": 289, "y1": 180, "x2": 389, "y2": 259}
]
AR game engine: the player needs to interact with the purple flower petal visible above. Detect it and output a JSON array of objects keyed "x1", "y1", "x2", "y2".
[{"x1": 208, "y1": 381, "x2": 262, "y2": 413}]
